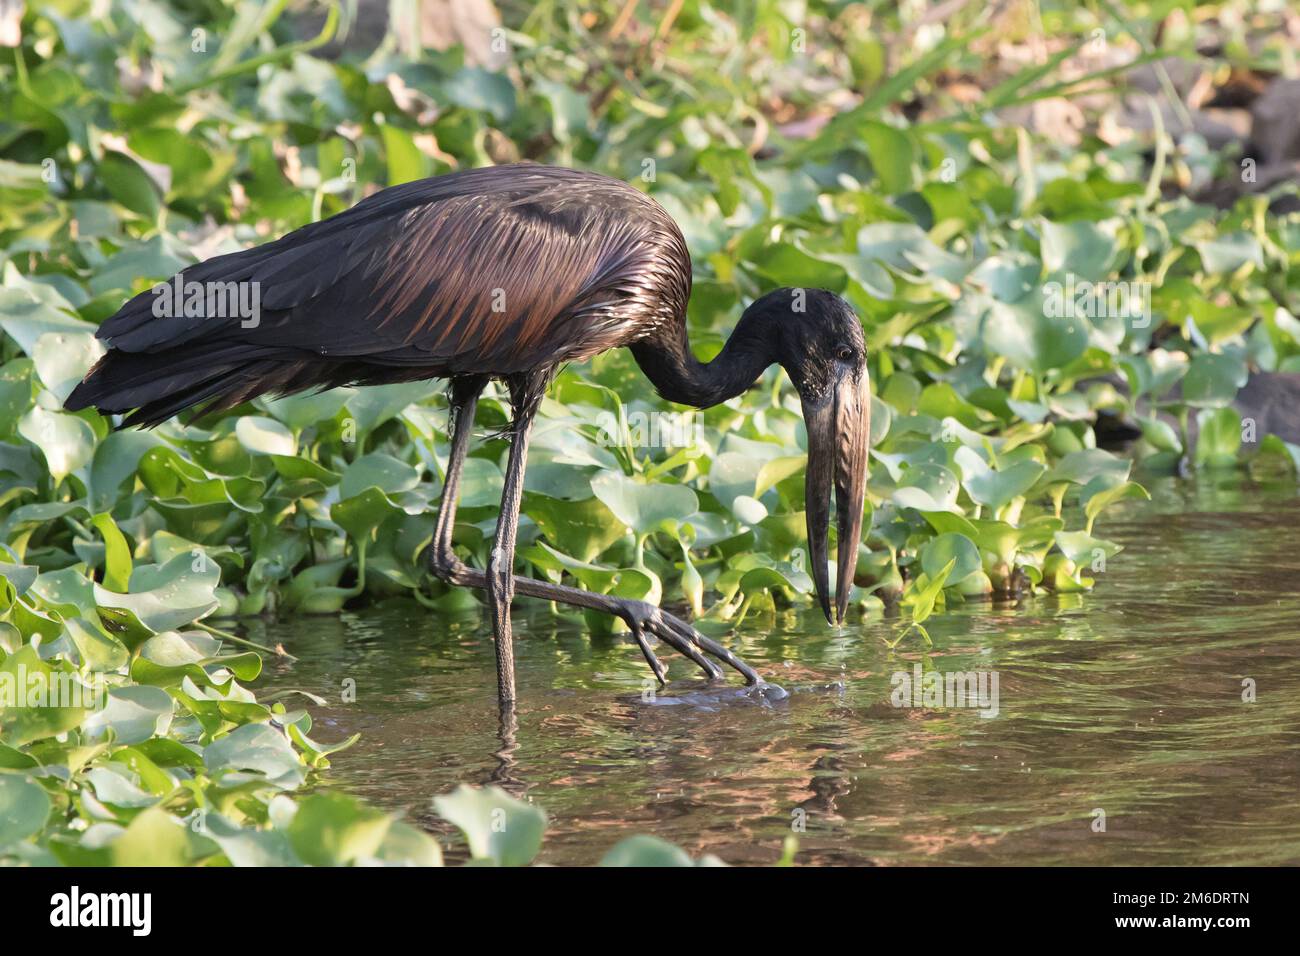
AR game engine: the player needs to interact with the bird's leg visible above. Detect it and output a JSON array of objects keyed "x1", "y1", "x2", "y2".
[
  {"x1": 430, "y1": 376, "x2": 486, "y2": 587},
  {"x1": 484, "y1": 376, "x2": 547, "y2": 705},
  {"x1": 428, "y1": 380, "x2": 758, "y2": 689}
]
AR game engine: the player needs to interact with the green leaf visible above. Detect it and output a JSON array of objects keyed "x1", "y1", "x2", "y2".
[
  {"x1": 33, "y1": 331, "x2": 103, "y2": 404},
  {"x1": 1040, "y1": 218, "x2": 1118, "y2": 278},
  {"x1": 964, "y1": 459, "x2": 1046, "y2": 511},
  {"x1": 862, "y1": 122, "x2": 915, "y2": 194},
  {"x1": 18, "y1": 406, "x2": 95, "y2": 484},
  {"x1": 1195, "y1": 232, "x2": 1263, "y2": 274},
  {"x1": 1084, "y1": 481, "x2": 1150, "y2": 534},
  {"x1": 287, "y1": 792, "x2": 392, "y2": 866},
  {"x1": 0, "y1": 775, "x2": 51, "y2": 847},
  {"x1": 910, "y1": 557, "x2": 956, "y2": 626},
  {"x1": 235, "y1": 416, "x2": 296, "y2": 456},
  {"x1": 204, "y1": 722, "x2": 305, "y2": 790},
  {"x1": 96, "y1": 553, "x2": 220, "y2": 632},
  {"x1": 1181, "y1": 353, "x2": 1247, "y2": 408},
  {"x1": 99, "y1": 152, "x2": 162, "y2": 220},
  {"x1": 433, "y1": 784, "x2": 546, "y2": 867},
  {"x1": 590, "y1": 471, "x2": 698, "y2": 529},
  {"x1": 600, "y1": 835, "x2": 702, "y2": 867},
  {"x1": 984, "y1": 297, "x2": 1089, "y2": 375},
  {"x1": 1194, "y1": 407, "x2": 1241, "y2": 469},
  {"x1": 920, "y1": 533, "x2": 981, "y2": 585},
  {"x1": 91, "y1": 513, "x2": 132, "y2": 592}
]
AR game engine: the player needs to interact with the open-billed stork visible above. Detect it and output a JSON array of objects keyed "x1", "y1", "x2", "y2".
[{"x1": 67, "y1": 164, "x2": 870, "y2": 706}]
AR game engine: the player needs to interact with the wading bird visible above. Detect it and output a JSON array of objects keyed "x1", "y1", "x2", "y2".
[{"x1": 68, "y1": 164, "x2": 870, "y2": 706}]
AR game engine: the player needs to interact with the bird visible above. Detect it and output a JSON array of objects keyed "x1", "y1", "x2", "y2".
[{"x1": 66, "y1": 163, "x2": 871, "y2": 708}]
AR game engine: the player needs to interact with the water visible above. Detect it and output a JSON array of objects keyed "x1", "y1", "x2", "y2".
[{"x1": 253, "y1": 477, "x2": 1300, "y2": 865}]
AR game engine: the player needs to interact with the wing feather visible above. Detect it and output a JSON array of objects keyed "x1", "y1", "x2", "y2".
[{"x1": 94, "y1": 165, "x2": 689, "y2": 377}]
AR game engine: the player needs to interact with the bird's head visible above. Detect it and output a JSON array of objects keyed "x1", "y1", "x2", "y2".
[{"x1": 745, "y1": 288, "x2": 871, "y2": 625}]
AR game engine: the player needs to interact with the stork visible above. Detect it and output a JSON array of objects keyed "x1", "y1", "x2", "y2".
[{"x1": 68, "y1": 164, "x2": 870, "y2": 706}]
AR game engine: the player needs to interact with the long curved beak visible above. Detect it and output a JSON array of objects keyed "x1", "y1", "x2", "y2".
[{"x1": 802, "y1": 366, "x2": 870, "y2": 625}]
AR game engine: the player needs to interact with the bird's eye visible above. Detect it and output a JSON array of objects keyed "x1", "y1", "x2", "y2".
[{"x1": 836, "y1": 346, "x2": 855, "y2": 361}]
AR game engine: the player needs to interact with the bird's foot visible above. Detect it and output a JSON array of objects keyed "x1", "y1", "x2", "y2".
[{"x1": 615, "y1": 600, "x2": 759, "y2": 686}]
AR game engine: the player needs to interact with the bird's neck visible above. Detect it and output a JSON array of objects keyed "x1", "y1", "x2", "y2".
[{"x1": 630, "y1": 307, "x2": 776, "y2": 409}]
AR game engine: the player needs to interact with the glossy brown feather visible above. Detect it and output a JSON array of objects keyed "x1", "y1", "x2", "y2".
[{"x1": 66, "y1": 165, "x2": 691, "y2": 425}]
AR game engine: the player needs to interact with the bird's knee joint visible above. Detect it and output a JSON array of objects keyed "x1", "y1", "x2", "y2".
[{"x1": 430, "y1": 549, "x2": 472, "y2": 586}]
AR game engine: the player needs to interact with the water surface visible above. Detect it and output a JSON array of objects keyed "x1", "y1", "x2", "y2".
[{"x1": 254, "y1": 477, "x2": 1300, "y2": 865}]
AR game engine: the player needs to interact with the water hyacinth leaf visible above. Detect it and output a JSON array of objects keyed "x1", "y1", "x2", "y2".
[
  {"x1": 86, "y1": 765, "x2": 158, "y2": 808},
  {"x1": 131, "y1": 629, "x2": 260, "y2": 687},
  {"x1": 0, "y1": 287, "x2": 97, "y2": 355},
  {"x1": 891, "y1": 463, "x2": 960, "y2": 512},
  {"x1": 909, "y1": 558, "x2": 956, "y2": 626},
  {"x1": 1181, "y1": 352, "x2": 1247, "y2": 408},
  {"x1": 0, "y1": 776, "x2": 50, "y2": 847},
  {"x1": 522, "y1": 493, "x2": 625, "y2": 562},
  {"x1": 1083, "y1": 481, "x2": 1150, "y2": 534},
  {"x1": 970, "y1": 252, "x2": 1039, "y2": 302},
  {"x1": 1040, "y1": 219, "x2": 1118, "y2": 278},
  {"x1": 110, "y1": 806, "x2": 212, "y2": 866},
  {"x1": 370, "y1": 820, "x2": 444, "y2": 867},
  {"x1": 748, "y1": 242, "x2": 848, "y2": 291},
  {"x1": 983, "y1": 297, "x2": 1088, "y2": 374},
  {"x1": 0, "y1": 561, "x2": 38, "y2": 597},
  {"x1": 755, "y1": 456, "x2": 806, "y2": 498},
  {"x1": 1194, "y1": 407, "x2": 1241, "y2": 469},
  {"x1": 63, "y1": 615, "x2": 129, "y2": 672},
  {"x1": 599, "y1": 835, "x2": 702, "y2": 867},
  {"x1": 1046, "y1": 448, "x2": 1131, "y2": 486},
  {"x1": 204, "y1": 812, "x2": 303, "y2": 867},
  {"x1": 17, "y1": 406, "x2": 94, "y2": 484},
  {"x1": 235, "y1": 416, "x2": 296, "y2": 456},
  {"x1": 445, "y1": 66, "x2": 516, "y2": 122},
  {"x1": 82, "y1": 685, "x2": 174, "y2": 745},
  {"x1": 33, "y1": 331, "x2": 103, "y2": 404},
  {"x1": 1195, "y1": 232, "x2": 1263, "y2": 274},
  {"x1": 0, "y1": 647, "x2": 91, "y2": 746},
  {"x1": 920, "y1": 533, "x2": 981, "y2": 585},
  {"x1": 344, "y1": 382, "x2": 433, "y2": 437},
  {"x1": 287, "y1": 792, "x2": 391, "y2": 867},
  {"x1": 709, "y1": 452, "x2": 763, "y2": 511},
  {"x1": 1054, "y1": 530, "x2": 1122, "y2": 567},
  {"x1": 88, "y1": 429, "x2": 159, "y2": 512},
  {"x1": 1138, "y1": 416, "x2": 1182, "y2": 454},
  {"x1": 91, "y1": 513, "x2": 132, "y2": 592},
  {"x1": 862, "y1": 122, "x2": 916, "y2": 194},
  {"x1": 261, "y1": 388, "x2": 354, "y2": 430},
  {"x1": 591, "y1": 471, "x2": 698, "y2": 529},
  {"x1": 433, "y1": 784, "x2": 546, "y2": 867},
  {"x1": 332, "y1": 487, "x2": 402, "y2": 543},
  {"x1": 95, "y1": 553, "x2": 220, "y2": 632},
  {"x1": 456, "y1": 456, "x2": 504, "y2": 508},
  {"x1": 203, "y1": 722, "x2": 305, "y2": 790},
  {"x1": 340, "y1": 452, "x2": 420, "y2": 499},
  {"x1": 965, "y1": 459, "x2": 1046, "y2": 511},
  {"x1": 98, "y1": 152, "x2": 162, "y2": 220}
]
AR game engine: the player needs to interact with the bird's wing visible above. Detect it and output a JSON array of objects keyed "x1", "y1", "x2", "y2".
[{"x1": 95, "y1": 166, "x2": 685, "y2": 376}]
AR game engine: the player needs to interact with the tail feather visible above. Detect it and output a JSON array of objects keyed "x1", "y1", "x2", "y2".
[{"x1": 65, "y1": 345, "x2": 309, "y2": 429}]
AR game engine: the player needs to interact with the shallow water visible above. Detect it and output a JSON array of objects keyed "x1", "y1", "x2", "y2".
[{"x1": 254, "y1": 477, "x2": 1300, "y2": 865}]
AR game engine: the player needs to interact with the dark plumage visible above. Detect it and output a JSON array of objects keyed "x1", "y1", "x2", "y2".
[
  {"x1": 68, "y1": 164, "x2": 871, "y2": 709},
  {"x1": 69, "y1": 165, "x2": 689, "y2": 426}
]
